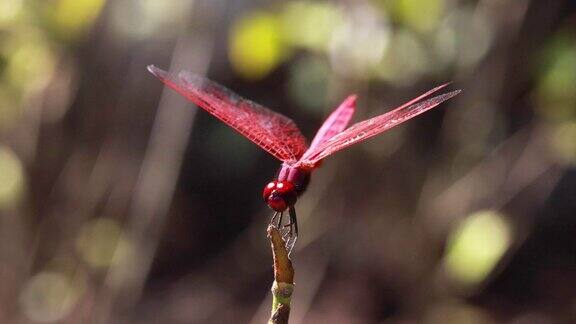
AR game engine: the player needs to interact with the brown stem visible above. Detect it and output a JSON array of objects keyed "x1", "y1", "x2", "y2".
[{"x1": 267, "y1": 225, "x2": 295, "y2": 324}]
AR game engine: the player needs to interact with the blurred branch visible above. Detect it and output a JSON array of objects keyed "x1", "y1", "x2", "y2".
[
  {"x1": 96, "y1": 1, "x2": 224, "y2": 321},
  {"x1": 267, "y1": 226, "x2": 294, "y2": 324}
]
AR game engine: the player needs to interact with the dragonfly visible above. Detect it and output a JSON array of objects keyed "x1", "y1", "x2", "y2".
[{"x1": 147, "y1": 65, "x2": 460, "y2": 252}]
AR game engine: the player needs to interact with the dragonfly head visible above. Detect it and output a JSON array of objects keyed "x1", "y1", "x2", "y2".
[{"x1": 263, "y1": 180, "x2": 297, "y2": 212}]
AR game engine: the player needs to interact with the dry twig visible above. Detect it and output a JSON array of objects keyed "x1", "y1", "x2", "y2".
[{"x1": 267, "y1": 225, "x2": 295, "y2": 324}]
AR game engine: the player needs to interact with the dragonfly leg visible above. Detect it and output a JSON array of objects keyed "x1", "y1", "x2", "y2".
[
  {"x1": 270, "y1": 211, "x2": 279, "y2": 226},
  {"x1": 285, "y1": 205, "x2": 298, "y2": 255},
  {"x1": 289, "y1": 205, "x2": 299, "y2": 238},
  {"x1": 276, "y1": 212, "x2": 284, "y2": 228},
  {"x1": 282, "y1": 206, "x2": 299, "y2": 235}
]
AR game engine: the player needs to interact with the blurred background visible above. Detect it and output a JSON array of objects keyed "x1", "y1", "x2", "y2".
[{"x1": 1, "y1": 0, "x2": 575, "y2": 323}]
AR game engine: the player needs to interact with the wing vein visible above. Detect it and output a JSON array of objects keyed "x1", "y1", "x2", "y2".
[
  {"x1": 148, "y1": 65, "x2": 308, "y2": 162},
  {"x1": 299, "y1": 89, "x2": 461, "y2": 165}
]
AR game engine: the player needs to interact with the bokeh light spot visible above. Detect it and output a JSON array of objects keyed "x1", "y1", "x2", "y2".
[
  {"x1": 377, "y1": 30, "x2": 428, "y2": 84},
  {"x1": 435, "y1": 7, "x2": 493, "y2": 70},
  {"x1": 280, "y1": 1, "x2": 342, "y2": 52},
  {"x1": 328, "y1": 7, "x2": 390, "y2": 78},
  {"x1": 5, "y1": 30, "x2": 55, "y2": 89},
  {"x1": 49, "y1": 0, "x2": 107, "y2": 39},
  {"x1": 0, "y1": 87, "x2": 21, "y2": 130},
  {"x1": 390, "y1": 0, "x2": 445, "y2": 33},
  {"x1": 444, "y1": 210, "x2": 512, "y2": 286},
  {"x1": 535, "y1": 38, "x2": 576, "y2": 121},
  {"x1": 76, "y1": 218, "x2": 123, "y2": 269},
  {"x1": 0, "y1": 146, "x2": 25, "y2": 210},
  {"x1": 111, "y1": 0, "x2": 189, "y2": 40},
  {"x1": 229, "y1": 11, "x2": 284, "y2": 80},
  {"x1": 551, "y1": 122, "x2": 576, "y2": 165},
  {"x1": 0, "y1": 0, "x2": 23, "y2": 26},
  {"x1": 19, "y1": 271, "x2": 83, "y2": 323}
]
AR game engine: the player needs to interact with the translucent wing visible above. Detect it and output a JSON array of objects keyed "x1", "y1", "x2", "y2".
[
  {"x1": 301, "y1": 95, "x2": 357, "y2": 160},
  {"x1": 298, "y1": 87, "x2": 461, "y2": 166},
  {"x1": 148, "y1": 65, "x2": 308, "y2": 163}
]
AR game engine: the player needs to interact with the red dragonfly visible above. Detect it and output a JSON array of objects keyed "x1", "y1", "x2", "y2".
[{"x1": 148, "y1": 65, "x2": 460, "y2": 249}]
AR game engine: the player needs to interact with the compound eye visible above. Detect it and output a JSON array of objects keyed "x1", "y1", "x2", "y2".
[
  {"x1": 267, "y1": 194, "x2": 287, "y2": 212},
  {"x1": 275, "y1": 181, "x2": 295, "y2": 195},
  {"x1": 262, "y1": 181, "x2": 296, "y2": 212},
  {"x1": 262, "y1": 181, "x2": 277, "y2": 201}
]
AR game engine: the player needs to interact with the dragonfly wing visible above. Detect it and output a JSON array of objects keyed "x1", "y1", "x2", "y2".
[
  {"x1": 301, "y1": 95, "x2": 357, "y2": 159},
  {"x1": 383, "y1": 82, "x2": 451, "y2": 116},
  {"x1": 148, "y1": 65, "x2": 308, "y2": 163},
  {"x1": 299, "y1": 88, "x2": 461, "y2": 165}
]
